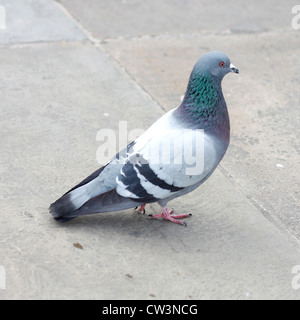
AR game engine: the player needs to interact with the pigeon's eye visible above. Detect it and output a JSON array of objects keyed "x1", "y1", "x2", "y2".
[{"x1": 219, "y1": 61, "x2": 225, "y2": 67}]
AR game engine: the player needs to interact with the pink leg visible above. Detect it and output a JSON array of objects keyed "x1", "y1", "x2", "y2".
[
  {"x1": 151, "y1": 208, "x2": 191, "y2": 226},
  {"x1": 135, "y1": 204, "x2": 146, "y2": 214}
]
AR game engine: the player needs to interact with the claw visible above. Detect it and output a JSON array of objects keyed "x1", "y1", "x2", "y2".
[{"x1": 151, "y1": 208, "x2": 191, "y2": 226}]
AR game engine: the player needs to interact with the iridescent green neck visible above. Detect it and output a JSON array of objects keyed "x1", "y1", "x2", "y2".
[
  {"x1": 182, "y1": 72, "x2": 220, "y2": 121},
  {"x1": 174, "y1": 63, "x2": 229, "y2": 145}
]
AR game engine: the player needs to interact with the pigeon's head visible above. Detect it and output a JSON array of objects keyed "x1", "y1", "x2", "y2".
[{"x1": 195, "y1": 51, "x2": 239, "y2": 80}]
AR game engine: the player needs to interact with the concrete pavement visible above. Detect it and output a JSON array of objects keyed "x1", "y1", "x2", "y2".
[{"x1": 0, "y1": 0, "x2": 299, "y2": 299}]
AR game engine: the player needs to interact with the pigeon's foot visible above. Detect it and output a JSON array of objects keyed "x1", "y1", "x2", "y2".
[
  {"x1": 135, "y1": 204, "x2": 146, "y2": 214},
  {"x1": 150, "y1": 208, "x2": 191, "y2": 226}
]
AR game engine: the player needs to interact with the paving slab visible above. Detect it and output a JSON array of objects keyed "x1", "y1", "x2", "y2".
[
  {"x1": 0, "y1": 0, "x2": 86, "y2": 44},
  {"x1": 0, "y1": 41, "x2": 161, "y2": 299},
  {"x1": 59, "y1": 0, "x2": 296, "y2": 39},
  {"x1": 104, "y1": 31, "x2": 300, "y2": 243}
]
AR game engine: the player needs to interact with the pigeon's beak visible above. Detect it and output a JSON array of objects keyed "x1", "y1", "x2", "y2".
[{"x1": 230, "y1": 63, "x2": 239, "y2": 74}]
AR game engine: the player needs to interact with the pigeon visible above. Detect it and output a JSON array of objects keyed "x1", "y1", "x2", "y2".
[{"x1": 49, "y1": 51, "x2": 239, "y2": 226}]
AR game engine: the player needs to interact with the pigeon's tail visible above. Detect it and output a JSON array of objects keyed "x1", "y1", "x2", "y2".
[
  {"x1": 49, "y1": 161, "x2": 144, "y2": 222},
  {"x1": 49, "y1": 188, "x2": 84, "y2": 222},
  {"x1": 49, "y1": 188, "x2": 143, "y2": 222},
  {"x1": 49, "y1": 166, "x2": 107, "y2": 222}
]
